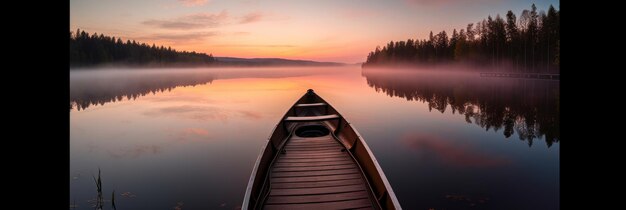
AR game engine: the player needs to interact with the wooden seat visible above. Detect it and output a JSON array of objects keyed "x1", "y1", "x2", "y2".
[
  {"x1": 284, "y1": 114, "x2": 340, "y2": 122},
  {"x1": 294, "y1": 103, "x2": 328, "y2": 107}
]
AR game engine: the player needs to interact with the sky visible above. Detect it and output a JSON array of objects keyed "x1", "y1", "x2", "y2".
[{"x1": 70, "y1": 0, "x2": 559, "y2": 63}]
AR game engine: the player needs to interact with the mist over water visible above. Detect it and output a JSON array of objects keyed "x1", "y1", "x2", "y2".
[
  {"x1": 70, "y1": 66, "x2": 558, "y2": 210},
  {"x1": 70, "y1": 67, "x2": 336, "y2": 110}
]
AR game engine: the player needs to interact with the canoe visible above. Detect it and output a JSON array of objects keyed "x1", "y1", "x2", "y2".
[{"x1": 242, "y1": 89, "x2": 401, "y2": 210}]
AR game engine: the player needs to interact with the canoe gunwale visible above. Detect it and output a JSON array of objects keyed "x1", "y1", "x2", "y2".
[
  {"x1": 241, "y1": 137, "x2": 267, "y2": 210},
  {"x1": 325, "y1": 121, "x2": 382, "y2": 210},
  {"x1": 337, "y1": 121, "x2": 402, "y2": 209},
  {"x1": 254, "y1": 125, "x2": 294, "y2": 209}
]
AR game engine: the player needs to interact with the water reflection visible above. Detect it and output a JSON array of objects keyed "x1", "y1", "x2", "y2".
[
  {"x1": 402, "y1": 133, "x2": 510, "y2": 167},
  {"x1": 70, "y1": 70, "x2": 216, "y2": 110},
  {"x1": 362, "y1": 69, "x2": 559, "y2": 147},
  {"x1": 141, "y1": 105, "x2": 264, "y2": 122},
  {"x1": 70, "y1": 67, "x2": 353, "y2": 210},
  {"x1": 70, "y1": 66, "x2": 558, "y2": 209},
  {"x1": 70, "y1": 67, "x2": 323, "y2": 111},
  {"x1": 108, "y1": 144, "x2": 162, "y2": 159},
  {"x1": 172, "y1": 128, "x2": 212, "y2": 142}
]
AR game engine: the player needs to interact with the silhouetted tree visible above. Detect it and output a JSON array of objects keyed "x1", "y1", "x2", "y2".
[{"x1": 505, "y1": 10, "x2": 519, "y2": 71}]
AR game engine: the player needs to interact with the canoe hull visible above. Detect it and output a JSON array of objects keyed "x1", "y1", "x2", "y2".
[{"x1": 242, "y1": 89, "x2": 401, "y2": 210}]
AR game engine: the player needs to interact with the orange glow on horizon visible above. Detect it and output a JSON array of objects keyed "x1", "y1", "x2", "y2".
[{"x1": 71, "y1": 0, "x2": 560, "y2": 63}]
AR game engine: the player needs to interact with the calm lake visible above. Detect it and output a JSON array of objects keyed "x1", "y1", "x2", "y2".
[{"x1": 70, "y1": 66, "x2": 559, "y2": 210}]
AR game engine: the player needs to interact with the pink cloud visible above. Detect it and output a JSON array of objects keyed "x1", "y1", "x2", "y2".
[
  {"x1": 136, "y1": 31, "x2": 218, "y2": 41},
  {"x1": 406, "y1": 0, "x2": 442, "y2": 5},
  {"x1": 338, "y1": 8, "x2": 379, "y2": 19},
  {"x1": 232, "y1": 31, "x2": 251, "y2": 36},
  {"x1": 402, "y1": 134, "x2": 509, "y2": 167},
  {"x1": 142, "y1": 10, "x2": 229, "y2": 29},
  {"x1": 178, "y1": 0, "x2": 209, "y2": 6},
  {"x1": 238, "y1": 110, "x2": 262, "y2": 119},
  {"x1": 240, "y1": 12, "x2": 263, "y2": 24},
  {"x1": 182, "y1": 128, "x2": 210, "y2": 136},
  {"x1": 405, "y1": 0, "x2": 495, "y2": 6}
]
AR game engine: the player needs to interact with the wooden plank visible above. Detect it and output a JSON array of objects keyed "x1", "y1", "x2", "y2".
[
  {"x1": 264, "y1": 198, "x2": 372, "y2": 210},
  {"x1": 272, "y1": 174, "x2": 362, "y2": 183},
  {"x1": 294, "y1": 103, "x2": 327, "y2": 107},
  {"x1": 270, "y1": 184, "x2": 365, "y2": 196},
  {"x1": 272, "y1": 168, "x2": 359, "y2": 178},
  {"x1": 290, "y1": 135, "x2": 333, "y2": 140},
  {"x1": 284, "y1": 148, "x2": 343, "y2": 153},
  {"x1": 291, "y1": 135, "x2": 332, "y2": 140},
  {"x1": 284, "y1": 114, "x2": 340, "y2": 122},
  {"x1": 287, "y1": 143, "x2": 337, "y2": 147},
  {"x1": 266, "y1": 191, "x2": 369, "y2": 204},
  {"x1": 283, "y1": 147, "x2": 342, "y2": 152},
  {"x1": 290, "y1": 136, "x2": 333, "y2": 140},
  {"x1": 286, "y1": 143, "x2": 338, "y2": 147},
  {"x1": 288, "y1": 140, "x2": 336, "y2": 144},
  {"x1": 277, "y1": 157, "x2": 349, "y2": 163},
  {"x1": 279, "y1": 155, "x2": 347, "y2": 160},
  {"x1": 273, "y1": 164, "x2": 356, "y2": 172},
  {"x1": 288, "y1": 139, "x2": 335, "y2": 143},
  {"x1": 281, "y1": 150, "x2": 344, "y2": 155},
  {"x1": 273, "y1": 160, "x2": 354, "y2": 168},
  {"x1": 277, "y1": 156, "x2": 350, "y2": 162},
  {"x1": 285, "y1": 144, "x2": 343, "y2": 149},
  {"x1": 284, "y1": 145, "x2": 345, "y2": 151},
  {"x1": 289, "y1": 143, "x2": 336, "y2": 146},
  {"x1": 279, "y1": 151, "x2": 348, "y2": 158},
  {"x1": 289, "y1": 139, "x2": 335, "y2": 144},
  {"x1": 291, "y1": 135, "x2": 335, "y2": 142},
  {"x1": 271, "y1": 178, "x2": 364, "y2": 189},
  {"x1": 287, "y1": 139, "x2": 339, "y2": 146},
  {"x1": 282, "y1": 150, "x2": 343, "y2": 154},
  {"x1": 277, "y1": 153, "x2": 347, "y2": 159},
  {"x1": 281, "y1": 150, "x2": 343, "y2": 156},
  {"x1": 285, "y1": 146, "x2": 344, "y2": 153},
  {"x1": 284, "y1": 153, "x2": 344, "y2": 158}
]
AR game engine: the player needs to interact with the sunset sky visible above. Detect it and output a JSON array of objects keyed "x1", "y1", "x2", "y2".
[{"x1": 70, "y1": 0, "x2": 559, "y2": 63}]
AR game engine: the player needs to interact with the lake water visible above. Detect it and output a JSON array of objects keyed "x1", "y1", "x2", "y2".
[{"x1": 70, "y1": 66, "x2": 559, "y2": 210}]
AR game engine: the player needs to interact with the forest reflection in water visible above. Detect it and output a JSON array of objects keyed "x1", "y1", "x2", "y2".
[
  {"x1": 71, "y1": 67, "x2": 560, "y2": 147},
  {"x1": 70, "y1": 67, "x2": 324, "y2": 111},
  {"x1": 362, "y1": 68, "x2": 559, "y2": 147}
]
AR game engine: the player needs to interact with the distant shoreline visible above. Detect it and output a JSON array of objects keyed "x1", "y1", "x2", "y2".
[
  {"x1": 70, "y1": 29, "x2": 346, "y2": 70},
  {"x1": 70, "y1": 59, "x2": 347, "y2": 70}
]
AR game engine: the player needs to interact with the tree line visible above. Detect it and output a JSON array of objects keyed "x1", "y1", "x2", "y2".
[
  {"x1": 364, "y1": 4, "x2": 559, "y2": 73},
  {"x1": 70, "y1": 29, "x2": 216, "y2": 67}
]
